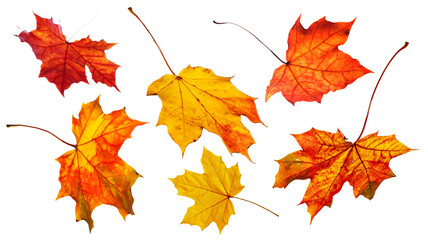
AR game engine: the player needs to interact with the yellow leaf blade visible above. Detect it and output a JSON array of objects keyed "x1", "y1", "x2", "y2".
[
  {"x1": 170, "y1": 148, "x2": 244, "y2": 233},
  {"x1": 148, "y1": 66, "x2": 262, "y2": 160}
]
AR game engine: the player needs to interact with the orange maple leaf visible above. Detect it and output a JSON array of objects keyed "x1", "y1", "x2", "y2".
[
  {"x1": 56, "y1": 97, "x2": 145, "y2": 231},
  {"x1": 8, "y1": 97, "x2": 145, "y2": 231},
  {"x1": 148, "y1": 65, "x2": 263, "y2": 161},
  {"x1": 170, "y1": 147, "x2": 277, "y2": 233},
  {"x1": 274, "y1": 128, "x2": 412, "y2": 221},
  {"x1": 17, "y1": 13, "x2": 120, "y2": 95},
  {"x1": 265, "y1": 16, "x2": 372, "y2": 104}
]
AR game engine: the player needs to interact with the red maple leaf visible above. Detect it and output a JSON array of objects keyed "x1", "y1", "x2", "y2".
[
  {"x1": 264, "y1": 16, "x2": 372, "y2": 104},
  {"x1": 17, "y1": 13, "x2": 120, "y2": 95}
]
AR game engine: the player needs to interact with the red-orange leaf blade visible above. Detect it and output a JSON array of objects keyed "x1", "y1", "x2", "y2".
[
  {"x1": 266, "y1": 16, "x2": 372, "y2": 104},
  {"x1": 274, "y1": 128, "x2": 412, "y2": 221},
  {"x1": 17, "y1": 13, "x2": 119, "y2": 95}
]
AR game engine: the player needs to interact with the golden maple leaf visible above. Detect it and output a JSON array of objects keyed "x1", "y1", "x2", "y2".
[
  {"x1": 55, "y1": 97, "x2": 145, "y2": 231},
  {"x1": 170, "y1": 147, "x2": 278, "y2": 233},
  {"x1": 148, "y1": 65, "x2": 263, "y2": 161},
  {"x1": 170, "y1": 147, "x2": 244, "y2": 233}
]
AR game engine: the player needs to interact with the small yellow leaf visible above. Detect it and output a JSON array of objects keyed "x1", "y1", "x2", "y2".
[{"x1": 170, "y1": 147, "x2": 244, "y2": 233}]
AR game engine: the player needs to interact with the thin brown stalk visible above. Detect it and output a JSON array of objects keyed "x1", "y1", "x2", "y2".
[
  {"x1": 357, "y1": 42, "x2": 409, "y2": 140},
  {"x1": 232, "y1": 196, "x2": 279, "y2": 217},
  {"x1": 213, "y1": 20, "x2": 286, "y2": 64},
  {"x1": 7, "y1": 124, "x2": 75, "y2": 148},
  {"x1": 128, "y1": 7, "x2": 176, "y2": 75}
]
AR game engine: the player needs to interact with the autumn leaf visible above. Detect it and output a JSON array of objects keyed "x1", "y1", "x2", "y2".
[
  {"x1": 17, "y1": 13, "x2": 120, "y2": 95},
  {"x1": 8, "y1": 97, "x2": 145, "y2": 231},
  {"x1": 265, "y1": 16, "x2": 372, "y2": 104},
  {"x1": 128, "y1": 8, "x2": 262, "y2": 161},
  {"x1": 273, "y1": 43, "x2": 411, "y2": 222},
  {"x1": 148, "y1": 65, "x2": 262, "y2": 160},
  {"x1": 170, "y1": 147, "x2": 244, "y2": 233},
  {"x1": 170, "y1": 147, "x2": 277, "y2": 233},
  {"x1": 274, "y1": 128, "x2": 412, "y2": 221}
]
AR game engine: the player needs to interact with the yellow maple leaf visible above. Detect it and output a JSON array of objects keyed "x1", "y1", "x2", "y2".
[
  {"x1": 170, "y1": 147, "x2": 244, "y2": 233},
  {"x1": 170, "y1": 147, "x2": 278, "y2": 233},
  {"x1": 148, "y1": 65, "x2": 263, "y2": 161}
]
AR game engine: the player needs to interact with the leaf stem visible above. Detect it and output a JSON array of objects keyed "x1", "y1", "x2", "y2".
[
  {"x1": 128, "y1": 7, "x2": 176, "y2": 76},
  {"x1": 213, "y1": 21, "x2": 286, "y2": 64},
  {"x1": 7, "y1": 124, "x2": 76, "y2": 148},
  {"x1": 356, "y1": 42, "x2": 409, "y2": 141},
  {"x1": 232, "y1": 196, "x2": 279, "y2": 217}
]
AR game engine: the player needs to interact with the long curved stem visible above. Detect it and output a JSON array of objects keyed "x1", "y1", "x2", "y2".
[
  {"x1": 213, "y1": 21, "x2": 286, "y2": 64},
  {"x1": 356, "y1": 42, "x2": 409, "y2": 141},
  {"x1": 232, "y1": 196, "x2": 279, "y2": 217},
  {"x1": 128, "y1": 7, "x2": 176, "y2": 76},
  {"x1": 7, "y1": 124, "x2": 76, "y2": 148}
]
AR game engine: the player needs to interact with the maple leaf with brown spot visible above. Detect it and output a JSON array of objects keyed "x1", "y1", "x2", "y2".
[
  {"x1": 8, "y1": 96, "x2": 145, "y2": 231},
  {"x1": 17, "y1": 13, "x2": 120, "y2": 95},
  {"x1": 274, "y1": 128, "x2": 412, "y2": 221},
  {"x1": 265, "y1": 16, "x2": 372, "y2": 104},
  {"x1": 170, "y1": 147, "x2": 278, "y2": 233}
]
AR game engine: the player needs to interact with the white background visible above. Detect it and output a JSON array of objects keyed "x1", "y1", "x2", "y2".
[{"x1": 1, "y1": 0, "x2": 426, "y2": 239}]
